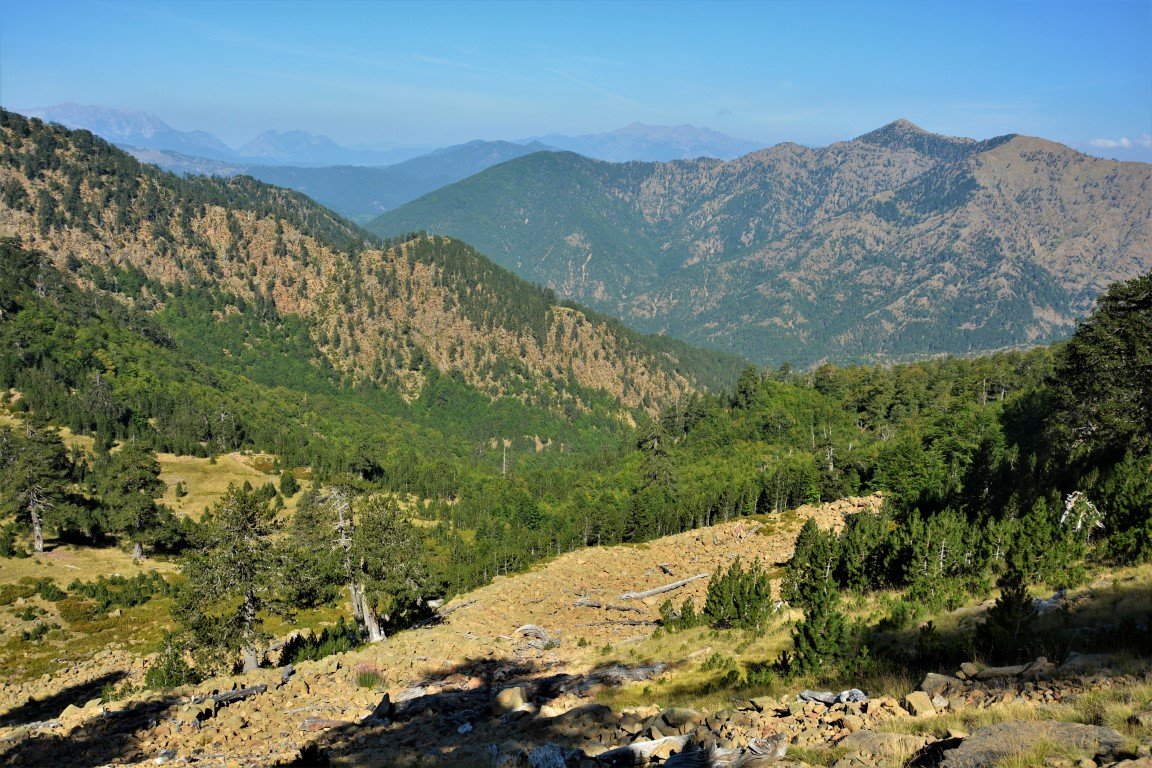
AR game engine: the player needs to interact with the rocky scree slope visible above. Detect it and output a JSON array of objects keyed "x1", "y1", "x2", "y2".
[
  {"x1": 369, "y1": 120, "x2": 1152, "y2": 366},
  {"x1": 2, "y1": 495, "x2": 1149, "y2": 767}
]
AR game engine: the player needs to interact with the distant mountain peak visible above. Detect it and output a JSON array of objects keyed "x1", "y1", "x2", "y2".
[{"x1": 856, "y1": 119, "x2": 976, "y2": 161}]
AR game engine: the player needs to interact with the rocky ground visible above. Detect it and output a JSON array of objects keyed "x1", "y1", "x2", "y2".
[{"x1": 1, "y1": 495, "x2": 1149, "y2": 768}]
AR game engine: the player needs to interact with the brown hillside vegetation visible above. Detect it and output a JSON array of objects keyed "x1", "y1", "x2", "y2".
[{"x1": 0, "y1": 111, "x2": 709, "y2": 413}]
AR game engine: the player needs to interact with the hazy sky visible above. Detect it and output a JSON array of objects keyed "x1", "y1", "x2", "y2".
[{"x1": 2, "y1": 0, "x2": 1150, "y2": 160}]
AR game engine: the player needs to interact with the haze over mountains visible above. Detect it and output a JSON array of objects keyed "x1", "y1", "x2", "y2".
[
  {"x1": 0, "y1": 110, "x2": 740, "y2": 438},
  {"x1": 370, "y1": 119, "x2": 1152, "y2": 366}
]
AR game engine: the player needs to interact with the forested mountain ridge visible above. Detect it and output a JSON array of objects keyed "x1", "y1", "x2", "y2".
[
  {"x1": 0, "y1": 110, "x2": 740, "y2": 419},
  {"x1": 369, "y1": 120, "x2": 1152, "y2": 365}
]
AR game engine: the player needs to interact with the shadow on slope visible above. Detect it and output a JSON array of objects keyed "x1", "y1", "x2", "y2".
[{"x1": 277, "y1": 656, "x2": 681, "y2": 767}]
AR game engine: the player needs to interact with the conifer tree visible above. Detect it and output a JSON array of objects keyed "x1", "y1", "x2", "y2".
[
  {"x1": 786, "y1": 552, "x2": 849, "y2": 676},
  {"x1": 101, "y1": 441, "x2": 165, "y2": 559},
  {"x1": 177, "y1": 484, "x2": 290, "y2": 673},
  {"x1": 351, "y1": 496, "x2": 427, "y2": 642},
  {"x1": 0, "y1": 426, "x2": 72, "y2": 553}
]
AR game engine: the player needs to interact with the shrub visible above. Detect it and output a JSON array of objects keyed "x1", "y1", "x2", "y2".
[
  {"x1": 68, "y1": 572, "x2": 171, "y2": 610},
  {"x1": 280, "y1": 617, "x2": 363, "y2": 665},
  {"x1": 659, "y1": 596, "x2": 703, "y2": 631},
  {"x1": 56, "y1": 597, "x2": 101, "y2": 624},
  {"x1": 703, "y1": 557, "x2": 773, "y2": 630},
  {"x1": 0, "y1": 523, "x2": 26, "y2": 557},
  {"x1": 145, "y1": 635, "x2": 201, "y2": 691},
  {"x1": 20, "y1": 621, "x2": 60, "y2": 641}
]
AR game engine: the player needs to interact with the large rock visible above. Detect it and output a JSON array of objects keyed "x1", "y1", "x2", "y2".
[
  {"x1": 839, "y1": 730, "x2": 930, "y2": 760},
  {"x1": 975, "y1": 663, "x2": 1029, "y2": 680},
  {"x1": 919, "y1": 673, "x2": 962, "y2": 697},
  {"x1": 492, "y1": 686, "x2": 528, "y2": 715},
  {"x1": 904, "y1": 691, "x2": 936, "y2": 717},
  {"x1": 939, "y1": 721, "x2": 1124, "y2": 768},
  {"x1": 659, "y1": 707, "x2": 704, "y2": 730}
]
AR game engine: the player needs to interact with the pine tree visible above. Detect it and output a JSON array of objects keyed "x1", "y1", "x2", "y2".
[
  {"x1": 177, "y1": 484, "x2": 290, "y2": 673},
  {"x1": 0, "y1": 426, "x2": 72, "y2": 553},
  {"x1": 782, "y1": 518, "x2": 839, "y2": 609},
  {"x1": 976, "y1": 569, "x2": 1038, "y2": 663},
  {"x1": 351, "y1": 496, "x2": 428, "y2": 642},
  {"x1": 786, "y1": 558, "x2": 849, "y2": 676},
  {"x1": 703, "y1": 557, "x2": 773, "y2": 629},
  {"x1": 101, "y1": 441, "x2": 165, "y2": 559}
]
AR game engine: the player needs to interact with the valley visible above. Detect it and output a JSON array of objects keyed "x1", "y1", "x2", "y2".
[{"x1": 0, "y1": 107, "x2": 1149, "y2": 768}]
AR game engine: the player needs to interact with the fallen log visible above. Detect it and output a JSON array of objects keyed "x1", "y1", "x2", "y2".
[
  {"x1": 299, "y1": 716, "x2": 354, "y2": 732},
  {"x1": 618, "y1": 573, "x2": 708, "y2": 601},
  {"x1": 574, "y1": 597, "x2": 645, "y2": 614},
  {"x1": 438, "y1": 598, "x2": 476, "y2": 617},
  {"x1": 585, "y1": 619, "x2": 659, "y2": 627},
  {"x1": 189, "y1": 684, "x2": 267, "y2": 708},
  {"x1": 596, "y1": 734, "x2": 690, "y2": 766}
]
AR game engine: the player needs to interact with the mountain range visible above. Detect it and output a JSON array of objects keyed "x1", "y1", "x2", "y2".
[
  {"x1": 0, "y1": 110, "x2": 740, "y2": 445},
  {"x1": 368, "y1": 119, "x2": 1152, "y2": 366},
  {"x1": 21, "y1": 103, "x2": 427, "y2": 166},
  {"x1": 22, "y1": 103, "x2": 762, "y2": 168},
  {"x1": 525, "y1": 122, "x2": 764, "y2": 161}
]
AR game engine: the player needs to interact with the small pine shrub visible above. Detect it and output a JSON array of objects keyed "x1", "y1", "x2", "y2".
[
  {"x1": 21, "y1": 621, "x2": 60, "y2": 641},
  {"x1": 57, "y1": 597, "x2": 101, "y2": 624},
  {"x1": 145, "y1": 636, "x2": 201, "y2": 691},
  {"x1": 280, "y1": 617, "x2": 363, "y2": 665},
  {"x1": 36, "y1": 578, "x2": 67, "y2": 602},
  {"x1": 13, "y1": 605, "x2": 45, "y2": 621},
  {"x1": 976, "y1": 570, "x2": 1039, "y2": 663},
  {"x1": 0, "y1": 523, "x2": 26, "y2": 558},
  {"x1": 68, "y1": 572, "x2": 171, "y2": 611},
  {"x1": 703, "y1": 557, "x2": 773, "y2": 630}
]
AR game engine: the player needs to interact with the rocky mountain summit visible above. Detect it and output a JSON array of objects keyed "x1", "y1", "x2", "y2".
[{"x1": 370, "y1": 120, "x2": 1152, "y2": 365}]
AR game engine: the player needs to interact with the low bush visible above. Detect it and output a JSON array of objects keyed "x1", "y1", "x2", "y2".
[{"x1": 280, "y1": 617, "x2": 363, "y2": 665}]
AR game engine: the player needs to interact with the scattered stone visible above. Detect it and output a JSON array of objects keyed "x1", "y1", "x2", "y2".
[{"x1": 903, "y1": 691, "x2": 936, "y2": 717}]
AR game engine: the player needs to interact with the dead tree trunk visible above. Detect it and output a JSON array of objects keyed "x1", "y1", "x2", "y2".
[
  {"x1": 358, "y1": 589, "x2": 385, "y2": 642},
  {"x1": 618, "y1": 573, "x2": 708, "y2": 601},
  {"x1": 240, "y1": 589, "x2": 260, "y2": 673}
]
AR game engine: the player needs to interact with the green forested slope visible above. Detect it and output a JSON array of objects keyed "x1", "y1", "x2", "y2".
[{"x1": 370, "y1": 121, "x2": 1152, "y2": 366}]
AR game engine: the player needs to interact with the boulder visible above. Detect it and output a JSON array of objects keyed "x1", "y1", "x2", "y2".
[
  {"x1": 493, "y1": 686, "x2": 528, "y2": 715},
  {"x1": 839, "y1": 729, "x2": 930, "y2": 760},
  {"x1": 975, "y1": 663, "x2": 1029, "y2": 680},
  {"x1": 903, "y1": 691, "x2": 936, "y2": 717},
  {"x1": 919, "y1": 673, "x2": 962, "y2": 697},
  {"x1": 939, "y1": 721, "x2": 1124, "y2": 768},
  {"x1": 659, "y1": 707, "x2": 704, "y2": 730},
  {"x1": 1059, "y1": 653, "x2": 1114, "y2": 676}
]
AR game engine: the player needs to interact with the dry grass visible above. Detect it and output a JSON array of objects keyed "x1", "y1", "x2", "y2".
[
  {"x1": 0, "y1": 543, "x2": 178, "y2": 586},
  {"x1": 159, "y1": 451, "x2": 299, "y2": 519}
]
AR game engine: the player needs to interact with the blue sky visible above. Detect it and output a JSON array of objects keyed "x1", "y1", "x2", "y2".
[{"x1": 2, "y1": 0, "x2": 1150, "y2": 159}]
